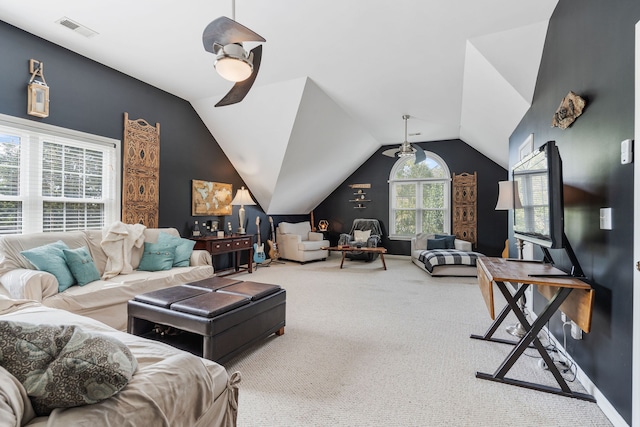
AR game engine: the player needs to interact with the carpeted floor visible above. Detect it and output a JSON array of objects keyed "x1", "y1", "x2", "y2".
[{"x1": 223, "y1": 254, "x2": 613, "y2": 427}]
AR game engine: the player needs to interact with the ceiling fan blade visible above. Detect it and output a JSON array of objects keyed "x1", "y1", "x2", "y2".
[
  {"x1": 382, "y1": 148, "x2": 400, "y2": 158},
  {"x1": 412, "y1": 144, "x2": 426, "y2": 163},
  {"x1": 203, "y1": 16, "x2": 265, "y2": 53},
  {"x1": 215, "y1": 44, "x2": 262, "y2": 107}
]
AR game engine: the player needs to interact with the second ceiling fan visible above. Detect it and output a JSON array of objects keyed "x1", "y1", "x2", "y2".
[{"x1": 382, "y1": 115, "x2": 426, "y2": 164}]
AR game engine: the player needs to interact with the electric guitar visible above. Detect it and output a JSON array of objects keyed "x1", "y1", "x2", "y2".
[
  {"x1": 267, "y1": 216, "x2": 280, "y2": 260},
  {"x1": 253, "y1": 217, "x2": 266, "y2": 264}
]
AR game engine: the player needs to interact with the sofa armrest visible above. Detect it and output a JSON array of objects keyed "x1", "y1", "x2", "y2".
[
  {"x1": 190, "y1": 249, "x2": 212, "y2": 267},
  {"x1": 455, "y1": 239, "x2": 472, "y2": 252},
  {"x1": 308, "y1": 232, "x2": 324, "y2": 241},
  {"x1": 0, "y1": 269, "x2": 59, "y2": 301},
  {"x1": 410, "y1": 237, "x2": 417, "y2": 253}
]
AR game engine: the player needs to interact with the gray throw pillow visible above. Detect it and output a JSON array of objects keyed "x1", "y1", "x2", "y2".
[{"x1": 0, "y1": 321, "x2": 137, "y2": 416}]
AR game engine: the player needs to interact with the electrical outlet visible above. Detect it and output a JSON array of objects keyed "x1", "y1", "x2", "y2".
[{"x1": 571, "y1": 321, "x2": 583, "y2": 340}]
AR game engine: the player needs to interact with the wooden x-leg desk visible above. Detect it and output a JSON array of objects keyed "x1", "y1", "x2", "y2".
[{"x1": 471, "y1": 257, "x2": 595, "y2": 401}]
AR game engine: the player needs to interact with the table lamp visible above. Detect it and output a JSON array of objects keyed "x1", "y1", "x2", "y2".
[
  {"x1": 231, "y1": 186, "x2": 256, "y2": 234},
  {"x1": 495, "y1": 180, "x2": 526, "y2": 338}
]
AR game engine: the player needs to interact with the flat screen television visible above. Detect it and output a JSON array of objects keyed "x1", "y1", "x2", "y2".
[{"x1": 512, "y1": 140, "x2": 564, "y2": 249}]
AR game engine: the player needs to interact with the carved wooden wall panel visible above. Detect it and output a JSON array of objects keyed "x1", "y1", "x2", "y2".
[
  {"x1": 452, "y1": 172, "x2": 477, "y2": 247},
  {"x1": 122, "y1": 113, "x2": 160, "y2": 227}
]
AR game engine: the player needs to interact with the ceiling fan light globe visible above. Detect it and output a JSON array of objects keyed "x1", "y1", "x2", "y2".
[{"x1": 214, "y1": 44, "x2": 253, "y2": 82}]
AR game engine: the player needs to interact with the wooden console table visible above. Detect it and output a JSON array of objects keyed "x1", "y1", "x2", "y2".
[
  {"x1": 191, "y1": 235, "x2": 253, "y2": 276},
  {"x1": 471, "y1": 257, "x2": 595, "y2": 401}
]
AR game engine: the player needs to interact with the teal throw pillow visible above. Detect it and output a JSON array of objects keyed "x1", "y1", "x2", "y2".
[
  {"x1": 434, "y1": 234, "x2": 456, "y2": 249},
  {"x1": 63, "y1": 246, "x2": 101, "y2": 286},
  {"x1": 157, "y1": 232, "x2": 196, "y2": 267},
  {"x1": 427, "y1": 238, "x2": 448, "y2": 250},
  {"x1": 21, "y1": 241, "x2": 76, "y2": 292},
  {"x1": 137, "y1": 242, "x2": 176, "y2": 272},
  {"x1": 0, "y1": 321, "x2": 137, "y2": 416}
]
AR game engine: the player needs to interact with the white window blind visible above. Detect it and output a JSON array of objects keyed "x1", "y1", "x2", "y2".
[{"x1": 0, "y1": 114, "x2": 120, "y2": 235}]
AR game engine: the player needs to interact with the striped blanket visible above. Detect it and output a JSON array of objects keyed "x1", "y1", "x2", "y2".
[{"x1": 417, "y1": 249, "x2": 482, "y2": 273}]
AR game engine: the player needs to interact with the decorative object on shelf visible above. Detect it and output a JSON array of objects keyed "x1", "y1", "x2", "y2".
[
  {"x1": 452, "y1": 172, "x2": 477, "y2": 247},
  {"x1": 551, "y1": 91, "x2": 586, "y2": 129},
  {"x1": 27, "y1": 59, "x2": 49, "y2": 118},
  {"x1": 230, "y1": 186, "x2": 256, "y2": 234},
  {"x1": 122, "y1": 113, "x2": 160, "y2": 227},
  {"x1": 318, "y1": 220, "x2": 329, "y2": 232},
  {"x1": 192, "y1": 180, "x2": 233, "y2": 216},
  {"x1": 192, "y1": 221, "x2": 202, "y2": 237}
]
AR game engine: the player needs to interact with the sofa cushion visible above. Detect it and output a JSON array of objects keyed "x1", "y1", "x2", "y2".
[
  {"x1": 298, "y1": 240, "x2": 327, "y2": 251},
  {"x1": 427, "y1": 238, "x2": 448, "y2": 250},
  {"x1": 434, "y1": 234, "x2": 456, "y2": 249},
  {"x1": 63, "y1": 246, "x2": 101, "y2": 286},
  {"x1": 21, "y1": 241, "x2": 76, "y2": 292},
  {"x1": 279, "y1": 221, "x2": 311, "y2": 237},
  {"x1": 0, "y1": 320, "x2": 137, "y2": 416},
  {"x1": 137, "y1": 243, "x2": 176, "y2": 272},
  {"x1": 414, "y1": 233, "x2": 433, "y2": 251},
  {"x1": 157, "y1": 232, "x2": 195, "y2": 267}
]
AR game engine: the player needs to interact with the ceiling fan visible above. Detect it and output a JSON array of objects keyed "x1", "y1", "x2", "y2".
[
  {"x1": 382, "y1": 115, "x2": 426, "y2": 163},
  {"x1": 202, "y1": 0, "x2": 265, "y2": 107}
]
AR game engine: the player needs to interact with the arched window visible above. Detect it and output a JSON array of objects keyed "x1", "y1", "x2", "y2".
[{"x1": 388, "y1": 152, "x2": 451, "y2": 239}]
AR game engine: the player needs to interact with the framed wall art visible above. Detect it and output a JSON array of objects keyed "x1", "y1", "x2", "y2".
[{"x1": 192, "y1": 180, "x2": 233, "y2": 216}]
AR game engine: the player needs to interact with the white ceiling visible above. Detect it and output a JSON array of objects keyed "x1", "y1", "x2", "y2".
[{"x1": 0, "y1": 0, "x2": 558, "y2": 214}]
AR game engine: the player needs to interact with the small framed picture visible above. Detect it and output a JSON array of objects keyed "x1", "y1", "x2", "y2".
[{"x1": 519, "y1": 134, "x2": 534, "y2": 160}]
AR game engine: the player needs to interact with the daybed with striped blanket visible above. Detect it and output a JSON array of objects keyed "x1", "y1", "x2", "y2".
[{"x1": 410, "y1": 234, "x2": 482, "y2": 277}]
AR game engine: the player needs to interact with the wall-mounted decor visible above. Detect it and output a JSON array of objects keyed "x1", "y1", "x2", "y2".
[
  {"x1": 27, "y1": 59, "x2": 49, "y2": 118},
  {"x1": 122, "y1": 113, "x2": 160, "y2": 227},
  {"x1": 551, "y1": 91, "x2": 586, "y2": 129},
  {"x1": 192, "y1": 180, "x2": 233, "y2": 216},
  {"x1": 452, "y1": 172, "x2": 477, "y2": 247},
  {"x1": 348, "y1": 184, "x2": 371, "y2": 209},
  {"x1": 519, "y1": 133, "x2": 534, "y2": 160}
]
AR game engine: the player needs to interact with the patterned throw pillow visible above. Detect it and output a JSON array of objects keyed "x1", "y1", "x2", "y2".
[
  {"x1": 157, "y1": 232, "x2": 196, "y2": 267},
  {"x1": 353, "y1": 229, "x2": 371, "y2": 243},
  {"x1": 63, "y1": 246, "x2": 101, "y2": 286},
  {"x1": 21, "y1": 241, "x2": 76, "y2": 292},
  {"x1": 0, "y1": 321, "x2": 137, "y2": 416},
  {"x1": 137, "y1": 242, "x2": 176, "y2": 271}
]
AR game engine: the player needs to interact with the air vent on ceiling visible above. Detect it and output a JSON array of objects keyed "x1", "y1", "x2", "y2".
[{"x1": 55, "y1": 17, "x2": 98, "y2": 38}]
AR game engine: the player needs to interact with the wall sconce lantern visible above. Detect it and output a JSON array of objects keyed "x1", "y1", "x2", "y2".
[
  {"x1": 318, "y1": 220, "x2": 329, "y2": 231},
  {"x1": 27, "y1": 59, "x2": 49, "y2": 118}
]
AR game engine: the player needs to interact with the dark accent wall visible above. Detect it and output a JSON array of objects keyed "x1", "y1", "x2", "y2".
[
  {"x1": 314, "y1": 139, "x2": 508, "y2": 256},
  {"x1": 510, "y1": 1, "x2": 639, "y2": 422},
  {"x1": 0, "y1": 21, "x2": 249, "y2": 240}
]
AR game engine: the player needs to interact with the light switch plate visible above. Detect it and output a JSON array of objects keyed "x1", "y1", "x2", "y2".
[
  {"x1": 621, "y1": 139, "x2": 633, "y2": 164},
  {"x1": 600, "y1": 207, "x2": 612, "y2": 230}
]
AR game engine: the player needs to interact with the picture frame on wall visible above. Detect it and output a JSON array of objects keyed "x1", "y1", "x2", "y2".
[
  {"x1": 519, "y1": 133, "x2": 534, "y2": 160},
  {"x1": 191, "y1": 180, "x2": 233, "y2": 216}
]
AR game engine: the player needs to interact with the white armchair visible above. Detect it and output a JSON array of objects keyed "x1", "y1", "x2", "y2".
[{"x1": 276, "y1": 221, "x2": 329, "y2": 263}]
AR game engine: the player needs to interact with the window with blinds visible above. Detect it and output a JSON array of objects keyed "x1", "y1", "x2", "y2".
[{"x1": 0, "y1": 114, "x2": 120, "y2": 235}]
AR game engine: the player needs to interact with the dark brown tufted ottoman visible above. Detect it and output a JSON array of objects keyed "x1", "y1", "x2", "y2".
[{"x1": 127, "y1": 276, "x2": 286, "y2": 363}]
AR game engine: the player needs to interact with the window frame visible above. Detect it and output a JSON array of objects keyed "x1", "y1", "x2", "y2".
[
  {"x1": 0, "y1": 113, "x2": 121, "y2": 234},
  {"x1": 388, "y1": 152, "x2": 451, "y2": 240}
]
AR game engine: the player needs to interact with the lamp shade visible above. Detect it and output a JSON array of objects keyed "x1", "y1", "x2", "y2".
[
  {"x1": 495, "y1": 181, "x2": 522, "y2": 210},
  {"x1": 214, "y1": 44, "x2": 253, "y2": 82},
  {"x1": 231, "y1": 186, "x2": 256, "y2": 206}
]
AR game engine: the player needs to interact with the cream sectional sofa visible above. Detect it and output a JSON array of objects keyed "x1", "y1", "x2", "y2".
[{"x1": 0, "y1": 227, "x2": 213, "y2": 331}]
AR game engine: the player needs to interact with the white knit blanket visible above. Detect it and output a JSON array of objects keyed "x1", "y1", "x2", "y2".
[{"x1": 100, "y1": 222, "x2": 146, "y2": 280}]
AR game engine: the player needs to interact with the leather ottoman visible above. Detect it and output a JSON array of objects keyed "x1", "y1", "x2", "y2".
[{"x1": 127, "y1": 277, "x2": 286, "y2": 363}]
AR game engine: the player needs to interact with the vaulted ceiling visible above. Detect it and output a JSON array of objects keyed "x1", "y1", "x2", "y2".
[{"x1": 0, "y1": 0, "x2": 558, "y2": 214}]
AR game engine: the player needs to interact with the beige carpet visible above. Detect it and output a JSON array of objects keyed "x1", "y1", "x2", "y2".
[{"x1": 223, "y1": 254, "x2": 613, "y2": 427}]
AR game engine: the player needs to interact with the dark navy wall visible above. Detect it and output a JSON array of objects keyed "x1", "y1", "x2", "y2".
[
  {"x1": 0, "y1": 21, "x2": 249, "y2": 239},
  {"x1": 510, "y1": 0, "x2": 639, "y2": 422},
  {"x1": 314, "y1": 139, "x2": 508, "y2": 256}
]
